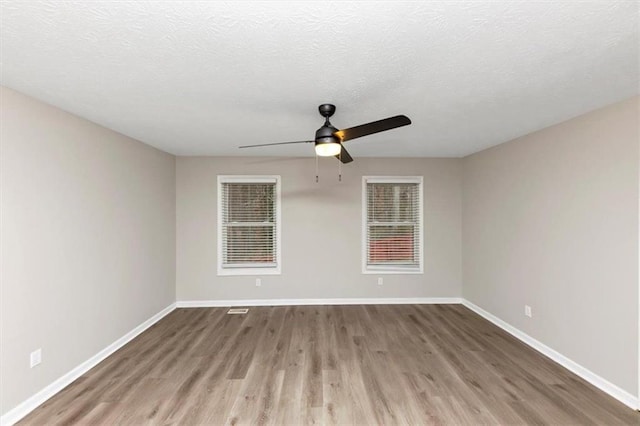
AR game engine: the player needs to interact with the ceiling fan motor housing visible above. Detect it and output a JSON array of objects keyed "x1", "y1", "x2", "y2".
[
  {"x1": 316, "y1": 104, "x2": 339, "y2": 145},
  {"x1": 315, "y1": 123, "x2": 339, "y2": 145}
]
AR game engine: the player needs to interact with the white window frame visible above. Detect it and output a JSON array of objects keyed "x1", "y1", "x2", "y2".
[
  {"x1": 362, "y1": 176, "x2": 424, "y2": 274},
  {"x1": 217, "y1": 175, "x2": 282, "y2": 276}
]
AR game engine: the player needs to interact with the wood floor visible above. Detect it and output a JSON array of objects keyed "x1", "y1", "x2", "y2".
[{"x1": 20, "y1": 305, "x2": 638, "y2": 425}]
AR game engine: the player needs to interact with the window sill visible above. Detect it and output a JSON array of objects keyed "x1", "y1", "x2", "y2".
[
  {"x1": 217, "y1": 267, "x2": 281, "y2": 277},
  {"x1": 362, "y1": 267, "x2": 423, "y2": 275}
]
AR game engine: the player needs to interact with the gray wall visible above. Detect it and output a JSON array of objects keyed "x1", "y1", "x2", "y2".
[
  {"x1": 462, "y1": 96, "x2": 639, "y2": 396},
  {"x1": 176, "y1": 157, "x2": 462, "y2": 301},
  {"x1": 0, "y1": 87, "x2": 177, "y2": 415}
]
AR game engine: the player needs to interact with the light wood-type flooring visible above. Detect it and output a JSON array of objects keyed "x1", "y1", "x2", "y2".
[{"x1": 19, "y1": 305, "x2": 639, "y2": 425}]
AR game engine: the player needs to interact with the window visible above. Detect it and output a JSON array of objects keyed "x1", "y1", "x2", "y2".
[
  {"x1": 363, "y1": 176, "x2": 423, "y2": 273},
  {"x1": 217, "y1": 176, "x2": 281, "y2": 275}
]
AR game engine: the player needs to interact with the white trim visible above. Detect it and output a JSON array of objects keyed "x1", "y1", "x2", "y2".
[
  {"x1": 0, "y1": 303, "x2": 177, "y2": 426},
  {"x1": 364, "y1": 176, "x2": 425, "y2": 184},
  {"x1": 361, "y1": 176, "x2": 424, "y2": 274},
  {"x1": 177, "y1": 297, "x2": 462, "y2": 308},
  {"x1": 217, "y1": 176, "x2": 278, "y2": 184},
  {"x1": 217, "y1": 175, "x2": 282, "y2": 276},
  {"x1": 217, "y1": 267, "x2": 282, "y2": 277},
  {"x1": 462, "y1": 299, "x2": 639, "y2": 411},
  {"x1": 362, "y1": 268, "x2": 424, "y2": 275}
]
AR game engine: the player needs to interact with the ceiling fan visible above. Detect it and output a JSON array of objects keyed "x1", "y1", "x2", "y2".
[{"x1": 239, "y1": 104, "x2": 411, "y2": 163}]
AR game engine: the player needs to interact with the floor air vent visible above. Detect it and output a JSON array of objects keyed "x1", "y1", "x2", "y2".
[{"x1": 227, "y1": 308, "x2": 249, "y2": 315}]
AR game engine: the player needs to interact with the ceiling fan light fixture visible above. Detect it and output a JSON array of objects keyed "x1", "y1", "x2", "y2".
[
  {"x1": 239, "y1": 103, "x2": 411, "y2": 165},
  {"x1": 315, "y1": 138, "x2": 341, "y2": 157}
]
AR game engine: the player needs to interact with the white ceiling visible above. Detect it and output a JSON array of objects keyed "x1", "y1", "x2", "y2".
[{"x1": 1, "y1": 1, "x2": 638, "y2": 158}]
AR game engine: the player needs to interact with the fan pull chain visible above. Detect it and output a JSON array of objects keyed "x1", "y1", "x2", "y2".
[
  {"x1": 315, "y1": 154, "x2": 319, "y2": 183},
  {"x1": 338, "y1": 150, "x2": 342, "y2": 182}
]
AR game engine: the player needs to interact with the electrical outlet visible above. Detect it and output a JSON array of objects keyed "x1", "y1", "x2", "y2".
[
  {"x1": 255, "y1": 278, "x2": 261, "y2": 287},
  {"x1": 524, "y1": 305, "x2": 532, "y2": 318},
  {"x1": 30, "y1": 349, "x2": 41, "y2": 368},
  {"x1": 377, "y1": 277, "x2": 383, "y2": 286}
]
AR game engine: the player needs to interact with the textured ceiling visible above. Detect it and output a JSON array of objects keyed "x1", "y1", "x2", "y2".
[{"x1": 1, "y1": 1, "x2": 638, "y2": 157}]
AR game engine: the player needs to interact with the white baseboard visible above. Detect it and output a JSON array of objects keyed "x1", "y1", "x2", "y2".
[
  {"x1": 176, "y1": 297, "x2": 462, "y2": 308},
  {"x1": 461, "y1": 299, "x2": 639, "y2": 411},
  {"x1": 0, "y1": 303, "x2": 177, "y2": 426}
]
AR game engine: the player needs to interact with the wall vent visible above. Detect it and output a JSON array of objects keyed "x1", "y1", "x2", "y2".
[{"x1": 227, "y1": 308, "x2": 249, "y2": 315}]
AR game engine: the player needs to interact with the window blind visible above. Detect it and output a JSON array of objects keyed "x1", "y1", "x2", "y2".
[
  {"x1": 220, "y1": 181, "x2": 277, "y2": 268},
  {"x1": 365, "y1": 181, "x2": 420, "y2": 270}
]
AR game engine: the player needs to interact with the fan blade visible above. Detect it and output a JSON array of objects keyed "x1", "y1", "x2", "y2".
[
  {"x1": 336, "y1": 115, "x2": 411, "y2": 142},
  {"x1": 335, "y1": 144, "x2": 353, "y2": 163},
  {"x1": 239, "y1": 140, "x2": 312, "y2": 149}
]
